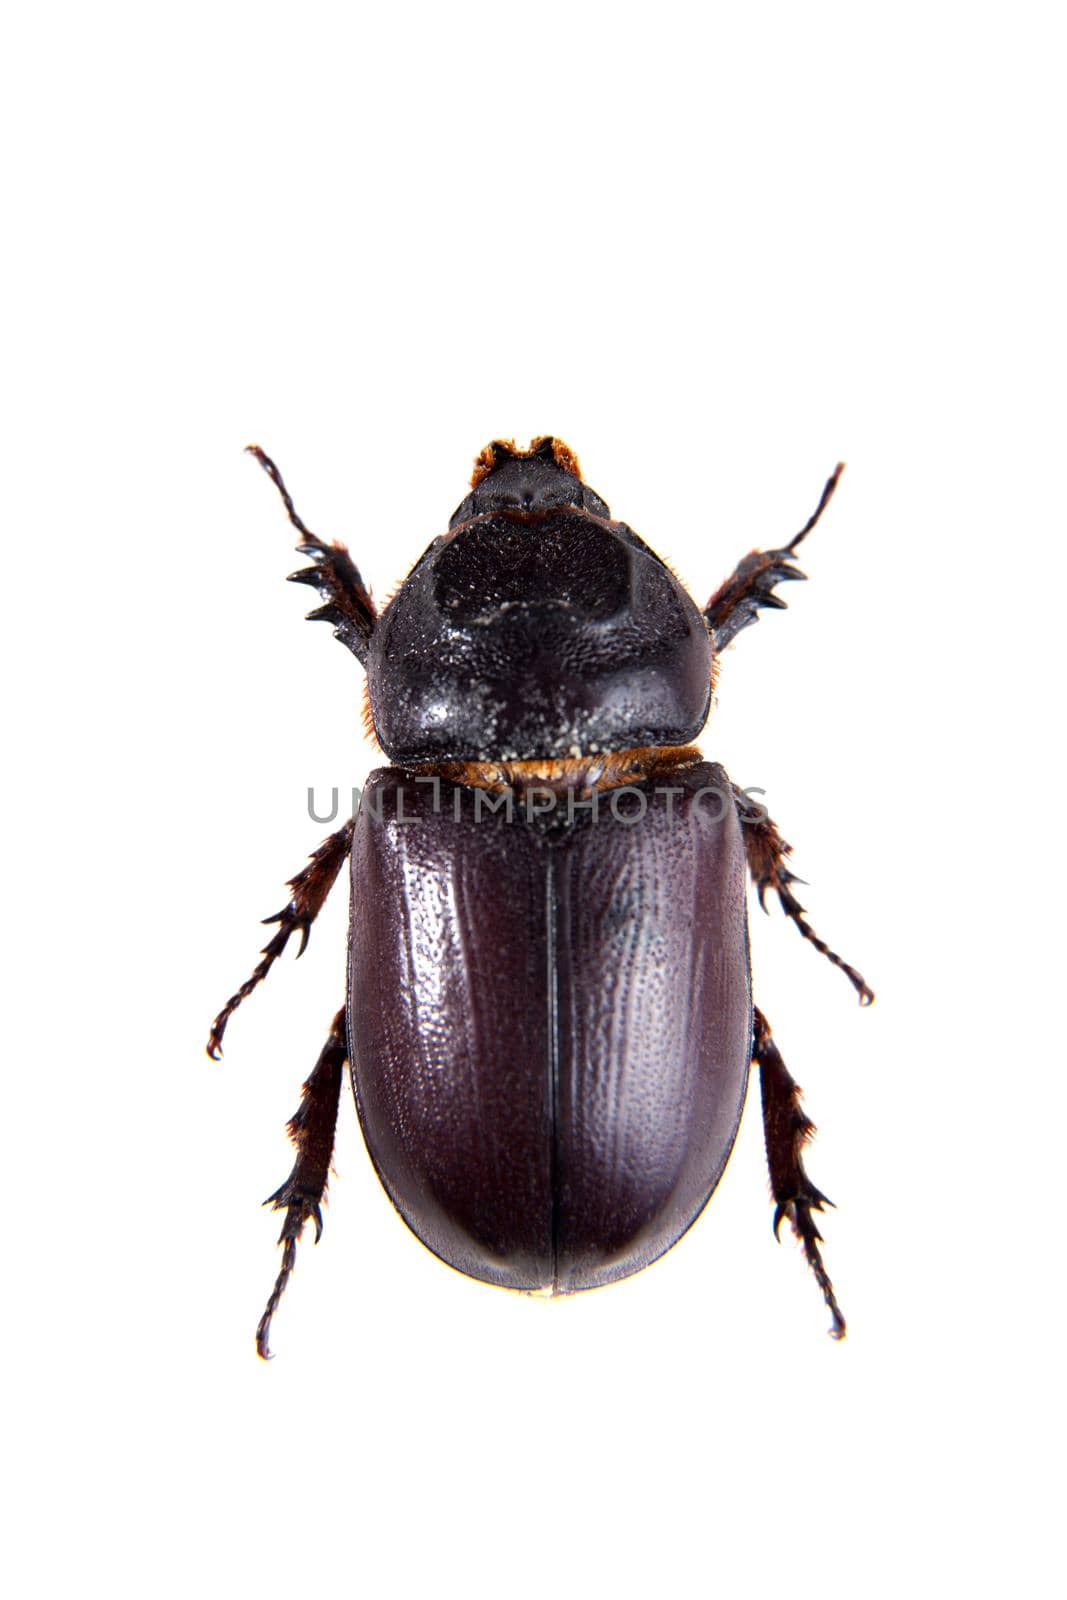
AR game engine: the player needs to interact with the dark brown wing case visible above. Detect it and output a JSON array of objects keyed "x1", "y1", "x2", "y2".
[{"x1": 347, "y1": 761, "x2": 752, "y2": 1292}]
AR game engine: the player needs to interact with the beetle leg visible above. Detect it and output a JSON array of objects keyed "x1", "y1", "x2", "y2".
[
  {"x1": 246, "y1": 445, "x2": 376, "y2": 664},
  {"x1": 734, "y1": 789, "x2": 874, "y2": 1005},
  {"x1": 256, "y1": 1006, "x2": 347, "y2": 1360},
  {"x1": 753, "y1": 1007, "x2": 845, "y2": 1339},
  {"x1": 703, "y1": 463, "x2": 844, "y2": 651},
  {"x1": 206, "y1": 819, "x2": 354, "y2": 1057}
]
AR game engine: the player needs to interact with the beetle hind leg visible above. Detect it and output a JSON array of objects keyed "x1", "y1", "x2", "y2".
[
  {"x1": 753, "y1": 1007, "x2": 846, "y2": 1339},
  {"x1": 256, "y1": 1006, "x2": 347, "y2": 1359}
]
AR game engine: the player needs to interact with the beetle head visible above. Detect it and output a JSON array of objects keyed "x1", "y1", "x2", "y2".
[
  {"x1": 367, "y1": 439, "x2": 712, "y2": 763},
  {"x1": 449, "y1": 436, "x2": 610, "y2": 522}
]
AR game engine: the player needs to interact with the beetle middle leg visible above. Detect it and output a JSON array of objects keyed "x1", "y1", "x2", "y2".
[
  {"x1": 206, "y1": 819, "x2": 354, "y2": 1057},
  {"x1": 256, "y1": 1006, "x2": 348, "y2": 1360},
  {"x1": 753, "y1": 1007, "x2": 845, "y2": 1339},
  {"x1": 735, "y1": 789, "x2": 874, "y2": 1005}
]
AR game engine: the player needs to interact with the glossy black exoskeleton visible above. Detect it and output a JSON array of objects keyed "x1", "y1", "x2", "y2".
[{"x1": 208, "y1": 436, "x2": 873, "y2": 1356}]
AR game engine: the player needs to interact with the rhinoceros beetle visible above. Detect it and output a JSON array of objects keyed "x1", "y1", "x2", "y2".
[{"x1": 208, "y1": 436, "x2": 873, "y2": 1357}]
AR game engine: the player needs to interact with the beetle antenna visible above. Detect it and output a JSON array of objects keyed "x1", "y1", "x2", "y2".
[{"x1": 786, "y1": 461, "x2": 846, "y2": 553}]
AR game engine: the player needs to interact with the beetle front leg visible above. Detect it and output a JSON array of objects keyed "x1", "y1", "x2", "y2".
[
  {"x1": 206, "y1": 819, "x2": 354, "y2": 1057},
  {"x1": 735, "y1": 789, "x2": 874, "y2": 1005},
  {"x1": 256, "y1": 1006, "x2": 347, "y2": 1360},
  {"x1": 753, "y1": 1007, "x2": 845, "y2": 1340},
  {"x1": 246, "y1": 445, "x2": 376, "y2": 663},
  {"x1": 703, "y1": 463, "x2": 844, "y2": 651}
]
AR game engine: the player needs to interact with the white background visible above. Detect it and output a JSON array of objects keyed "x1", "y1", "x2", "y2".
[{"x1": 4, "y1": 4, "x2": 1062, "y2": 1597}]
